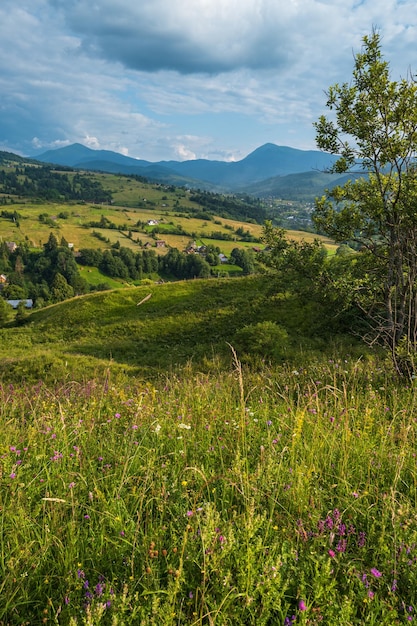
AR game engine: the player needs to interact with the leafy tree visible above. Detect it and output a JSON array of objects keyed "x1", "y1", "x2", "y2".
[
  {"x1": 3, "y1": 284, "x2": 27, "y2": 299},
  {"x1": 15, "y1": 301, "x2": 29, "y2": 326},
  {"x1": 230, "y1": 248, "x2": 255, "y2": 275},
  {"x1": 0, "y1": 298, "x2": 12, "y2": 326},
  {"x1": 78, "y1": 248, "x2": 104, "y2": 267},
  {"x1": 50, "y1": 273, "x2": 74, "y2": 303},
  {"x1": 314, "y1": 31, "x2": 417, "y2": 374}
]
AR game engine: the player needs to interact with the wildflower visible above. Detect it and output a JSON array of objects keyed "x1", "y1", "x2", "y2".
[
  {"x1": 186, "y1": 511, "x2": 194, "y2": 517},
  {"x1": 266, "y1": 420, "x2": 272, "y2": 426},
  {"x1": 336, "y1": 539, "x2": 347, "y2": 553},
  {"x1": 181, "y1": 480, "x2": 188, "y2": 487},
  {"x1": 391, "y1": 579, "x2": 398, "y2": 592},
  {"x1": 370, "y1": 568, "x2": 382, "y2": 578},
  {"x1": 9, "y1": 472, "x2": 16, "y2": 479},
  {"x1": 95, "y1": 582, "x2": 104, "y2": 597},
  {"x1": 328, "y1": 549, "x2": 335, "y2": 558},
  {"x1": 68, "y1": 482, "x2": 76, "y2": 489},
  {"x1": 84, "y1": 515, "x2": 90, "y2": 520},
  {"x1": 178, "y1": 423, "x2": 191, "y2": 430},
  {"x1": 154, "y1": 424, "x2": 161, "y2": 434},
  {"x1": 368, "y1": 590, "x2": 375, "y2": 599},
  {"x1": 298, "y1": 599, "x2": 307, "y2": 611}
]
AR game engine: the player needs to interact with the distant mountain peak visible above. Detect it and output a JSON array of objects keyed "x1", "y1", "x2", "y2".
[{"x1": 33, "y1": 142, "x2": 339, "y2": 193}]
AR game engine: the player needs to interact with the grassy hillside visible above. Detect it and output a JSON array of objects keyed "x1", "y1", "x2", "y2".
[
  {"x1": 0, "y1": 274, "x2": 355, "y2": 384},
  {"x1": 2, "y1": 334, "x2": 415, "y2": 625}
]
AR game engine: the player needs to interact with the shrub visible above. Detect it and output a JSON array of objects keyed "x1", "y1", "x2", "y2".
[{"x1": 234, "y1": 320, "x2": 289, "y2": 361}]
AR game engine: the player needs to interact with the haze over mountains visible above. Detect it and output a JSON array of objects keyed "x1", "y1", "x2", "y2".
[{"x1": 35, "y1": 142, "x2": 344, "y2": 198}]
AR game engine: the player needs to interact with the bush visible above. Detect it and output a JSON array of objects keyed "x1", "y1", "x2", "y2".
[{"x1": 234, "y1": 320, "x2": 289, "y2": 361}]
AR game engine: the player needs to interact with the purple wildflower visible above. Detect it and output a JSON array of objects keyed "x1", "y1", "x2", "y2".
[
  {"x1": 298, "y1": 600, "x2": 307, "y2": 611},
  {"x1": 95, "y1": 582, "x2": 104, "y2": 597},
  {"x1": 370, "y1": 568, "x2": 382, "y2": 578},
  {"x1": 336, "y1": 539, "x2": 347, "y2": 553}
]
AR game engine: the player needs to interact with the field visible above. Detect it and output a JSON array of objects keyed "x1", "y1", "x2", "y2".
[
  {"x1": 0, "y1": 274, "x2": 350, "y2": 384},
  {"x1": 2, "y1": 351, "x2": 417, "y2": 625},
  {"x1": 0, "y1": 171, "x2": 336, "y2": 260},
  {"x1": 1, "y1": 270, "x2": 416, "y2": 624}
]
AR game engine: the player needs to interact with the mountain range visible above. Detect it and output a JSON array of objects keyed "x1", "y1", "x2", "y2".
[{"x1": 34, "y1": 142, "x2": 344, "y2": 198}]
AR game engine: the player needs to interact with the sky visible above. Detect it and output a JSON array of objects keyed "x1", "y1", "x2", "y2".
[{"x1": 1, "y1": 0, "x2": 417, "y2": 163}]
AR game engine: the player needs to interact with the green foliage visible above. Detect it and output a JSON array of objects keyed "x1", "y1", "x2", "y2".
[
  {"x1": 234, "y1": 320, "x2": 289, "y2": 361},
  {"x1": 0, "y1": 164, "x2": 112, "y2": 202},
  {"x1": 50, "y1": 272, "x2": 74, "y2": 302},
  {"x1": 230, "y1": 247, "x2": 256, "y2": 275},
  {"x1": 314, "y1": 31, "x2": 417, "y2": 373},
  {"x1": 14, "y1": 301, "x2": 29, "y2": 326},
  {"x1": 0, "y1": 297, "x2": 13, "y2": 326}
]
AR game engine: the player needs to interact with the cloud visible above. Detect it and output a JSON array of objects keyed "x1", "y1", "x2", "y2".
[
  {"x1": 2, "y1": 0, "x2": 417, "y2": 161},
  {"x1": 50, "y1": 0, "x2": 360, "y2": 75}
]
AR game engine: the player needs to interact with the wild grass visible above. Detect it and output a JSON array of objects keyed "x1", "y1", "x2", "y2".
[
  {"x1": 1, "y1": 355, "x2": 417, "y2": 624},
  {"x1": 0, "y1": 275, "x2": 353, "y2": 384}
]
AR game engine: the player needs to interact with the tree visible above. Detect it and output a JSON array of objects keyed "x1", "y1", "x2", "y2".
[
  {"x1": 230, "y1": 247, "x2": 255, "y2": 275},
  {"x1": 50, "y1": 273, "x2": 74, "y2": 303},
  {"x1": 314, "y1": 31, "x2": 417, "y2": 375},
  {"x1": 44, "y1": 232, "x2": 59, "y2": 255},
  {"x1": 0, "y1": 298, "x2": 12, "y2": 326},
  {"x1": 15, "y1": 301, "x2": 29, "y2": 326}
]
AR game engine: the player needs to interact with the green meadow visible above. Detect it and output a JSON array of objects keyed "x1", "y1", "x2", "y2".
[{"x1": 1, "y1": 274, "x2": 417, "y2": 624}]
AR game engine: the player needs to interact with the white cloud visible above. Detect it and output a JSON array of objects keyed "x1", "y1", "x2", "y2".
[{"x1": 1, "y1": 0, "x2": 417, "y2": 160}]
